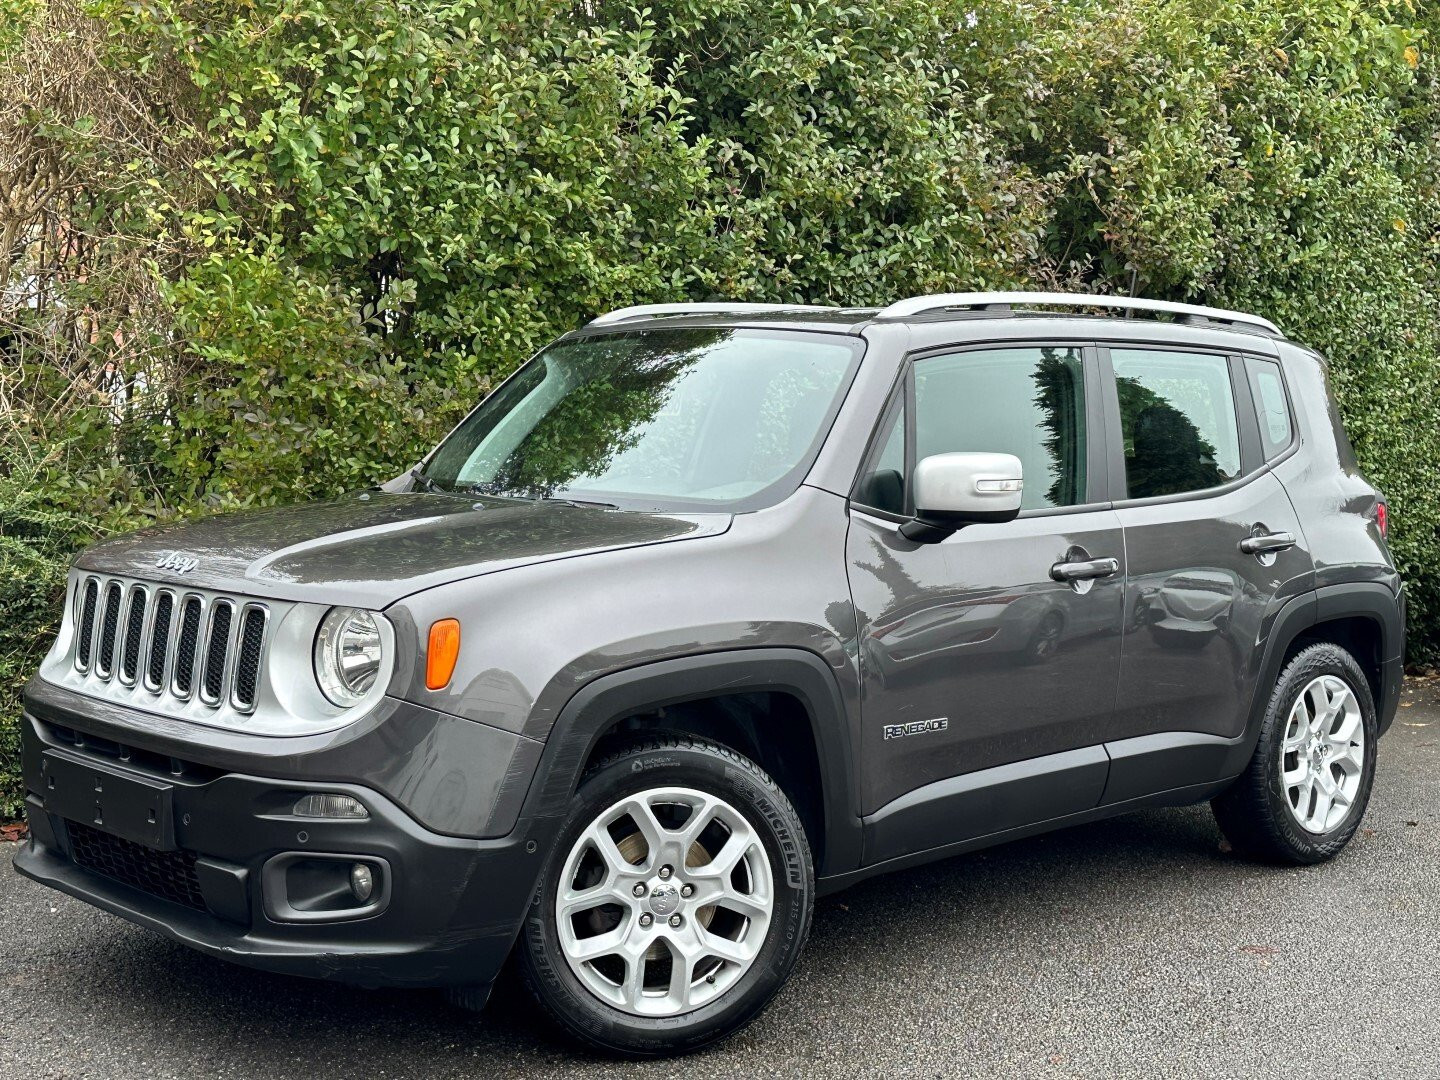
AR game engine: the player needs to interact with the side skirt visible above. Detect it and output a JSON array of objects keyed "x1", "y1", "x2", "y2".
[
  {"x1": 841, "y1": 729, "x2": 1248, "y2": 896},
  {"x1": 819, "y1": 776, "x2": 1233, "y2": 897}
]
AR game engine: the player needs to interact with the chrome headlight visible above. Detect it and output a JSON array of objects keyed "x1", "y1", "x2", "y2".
[{"x1": 313, "y1": 607, "x2": 385, "y2": 707}]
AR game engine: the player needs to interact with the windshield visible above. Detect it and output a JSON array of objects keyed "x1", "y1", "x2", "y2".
[{"x1": 419, "y1": 327, "x2": 863, "y2": 511}]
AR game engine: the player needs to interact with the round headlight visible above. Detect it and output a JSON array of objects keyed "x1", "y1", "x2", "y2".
[{"x1": 313, "y1": 607, "x2": 385, "y2": 707}]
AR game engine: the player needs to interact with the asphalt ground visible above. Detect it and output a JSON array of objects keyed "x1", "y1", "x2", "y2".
[{"x1": 3, "y1": 677, "x2": 1439, "y2": 1079}]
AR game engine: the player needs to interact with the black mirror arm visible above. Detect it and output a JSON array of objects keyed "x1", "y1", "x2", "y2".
[
  {"x1": 899, "y1": 516, "x2": 963, "y2": 543},
  {"x1": 899, "y1": 506, "x2": 1021, "y2": 543}
]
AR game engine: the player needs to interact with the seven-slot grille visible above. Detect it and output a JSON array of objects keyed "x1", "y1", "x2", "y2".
[{"x1": 72, "y1": 576, "x2": 268, "y2": 713}]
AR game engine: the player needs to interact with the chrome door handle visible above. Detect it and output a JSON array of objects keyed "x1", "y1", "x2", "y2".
[
  {"x1": 1050, "y1": 556, "x2": 1120, "y2": 583},
  {"x1": 1240, "y1": 531, "x2": 1296, "y2": 556}
]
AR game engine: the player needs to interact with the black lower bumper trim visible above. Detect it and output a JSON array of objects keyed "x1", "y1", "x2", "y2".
[
  {"x1": 15, "y1": 701, "x2": 552, "y2": 992},
  {"x1": 14, "y1": 837, "x2": 493, "y2": 987}
]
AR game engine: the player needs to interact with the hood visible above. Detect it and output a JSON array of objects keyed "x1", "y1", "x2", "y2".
[{"x1": 75, "y1": 493, "x2": 731, "y2": 608}]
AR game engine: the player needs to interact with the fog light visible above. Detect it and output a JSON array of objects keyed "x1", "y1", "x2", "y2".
[
  {"x1": 350, "y1": 862, "x2": 375, "y2": 903},
  {"x1": 292, "y1": 793, "x2": 369, "y2": 820}
]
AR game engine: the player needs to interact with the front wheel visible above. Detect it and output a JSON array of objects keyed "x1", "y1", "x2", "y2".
[
  {"x1": 1212, "y1": 642, "x2": 1378, "y2": 864},
  {"x1": 517, "y1": 736, "x2": 814, "y2": 1056}
]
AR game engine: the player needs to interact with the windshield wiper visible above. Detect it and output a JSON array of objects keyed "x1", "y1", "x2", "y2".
[
  {"x1": 442, "y1": 482, "x2": 619, "y2": 510},
  {"x1": 540, "y1": 495, "x2": 620, "y2": 511},
  {"x1": 451, "y1": 484, "x2": 537, "y2": 503}
]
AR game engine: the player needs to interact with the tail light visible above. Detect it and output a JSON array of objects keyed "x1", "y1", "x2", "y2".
[{"x1": 1374, "y1": 501, "x2": 1388, "y2": 539}]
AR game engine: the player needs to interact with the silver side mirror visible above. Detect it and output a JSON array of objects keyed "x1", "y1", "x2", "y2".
[{"x1": 901, "y1": 452, "x2": 1024, "y2": 542}]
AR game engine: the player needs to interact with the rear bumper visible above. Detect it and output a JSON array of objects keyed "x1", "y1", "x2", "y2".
[{"x1": 13, "y1": 706, "x2": 543, "y2": 990}]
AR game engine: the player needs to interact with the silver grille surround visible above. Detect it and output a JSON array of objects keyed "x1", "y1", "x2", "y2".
[
  {"x1": 43, "y1": 570, "x2": 395, "y2": 737},
  {"x1": 67, "y1": 574, "x2": 267, "y2": 717}
]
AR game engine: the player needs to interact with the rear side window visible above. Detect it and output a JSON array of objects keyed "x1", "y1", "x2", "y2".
[
  {"x1": 1111, "y1": 348, "x2": 1240, "y2": 500},
  {"x1": 1246, "y1": 357, "x2": 1293, "y2": 459}
]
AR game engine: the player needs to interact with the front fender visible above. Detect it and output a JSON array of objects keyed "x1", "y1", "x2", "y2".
[{"x1": 506, "y1": 649, "x2": 863, "y2": 880}]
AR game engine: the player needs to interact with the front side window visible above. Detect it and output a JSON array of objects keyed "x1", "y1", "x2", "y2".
[
  {"x1": 853, "y1": 398, "x2": 907, "y2": 515},
  {"x1": 1111, "y1": 348, "x2": 1241, "y2": 500},
  {"x1": 420, "y1": 328, "x2": 862, "y2": 511},
  {"x1": 910, "y1": 346, "x2": 1088, "y2": 511}
]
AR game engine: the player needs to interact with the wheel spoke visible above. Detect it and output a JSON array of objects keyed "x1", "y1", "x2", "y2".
[
  {"x1": 615, "y1": 796, "x2": 666, "y2": 864},
  {"x1": 559, "y1": 881, "x2": 619, "y2": 918},
  {"x1": 693, "y1": 830, "x2": 753, "y2": 881},
  {"x1": 1310, "y1": 787, "x2": 1333, "y2": 829},
  {"x1": 620, "y1": 950, "x2": 648, "y2": 1009},
  {"x1": 711, "y1": 890, "x2": 771, "y2": 923},
  {"x1": 1327, "y1": 703, "x2": 1362, "y2": 748},
  {"x1": 1281, "y1": 760, "x2": 1309, "y2": 789},
  {"x1": 1316, "y1": 768, "x2": 1351, "y2": 807},
  {"x1": 1290, "y1": 776, "x2": 1314, "y2": 818},
  {"x1": 1333, "y1": 740, "x2": 1365, "y2": 774},
  {"x1": 697, "y1": 927, "x2": 756, "y2": 966},
  {"x1": 587, "y1": 823, "x2": 637, "y2": 877},
  {"x1": 1282, "y1": 714, "x2": 1308, "y2": 753},
  {"x1": 675, "y1": 794, "x2": 719, "y2": 850},
  {"x1": 567, "y1": 926, "x2": 628, "y2": 963},
  {"x1": 665, "y1": 940, "x2": 696, "y2": 1011},
  {"x1": 1304, "y1": 683, "x2": 1327, "y2": 732}
]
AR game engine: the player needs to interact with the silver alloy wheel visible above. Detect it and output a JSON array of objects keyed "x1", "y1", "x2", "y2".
[
  {"x1": 556, "y1": 786, "x2": 774, "y2": 1017},
  {"x1": 1279, "y1": 674, "x2": 1366, "y2": 834}
]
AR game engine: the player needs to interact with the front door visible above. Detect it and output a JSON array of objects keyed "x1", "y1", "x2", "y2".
[{"x1": 847, "y1": 343, "x2": 1125, "y2": 859}]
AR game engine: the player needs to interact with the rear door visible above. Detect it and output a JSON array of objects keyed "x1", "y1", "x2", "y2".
[{"x1": 1100, "y1": 343, "x2": 1314, "y2": 799}]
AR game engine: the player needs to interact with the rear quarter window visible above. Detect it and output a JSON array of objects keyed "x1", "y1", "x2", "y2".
[{"x1": 1245, "y1": 357, "x2": 1294, "y2": 459}]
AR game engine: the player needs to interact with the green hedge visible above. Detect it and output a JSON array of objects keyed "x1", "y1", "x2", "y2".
[{"x1": 1, "y1": 0, "x2": 1437, "y2": 818}]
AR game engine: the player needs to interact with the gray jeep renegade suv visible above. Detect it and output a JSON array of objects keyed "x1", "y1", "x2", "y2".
[{"x1": 14, "y1": 292, "x2": 1405, "y2": 1055}]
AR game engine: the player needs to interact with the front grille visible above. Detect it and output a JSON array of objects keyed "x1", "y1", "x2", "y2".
[
  {"x1": 77, "y1": 580, "x2": 98, "y2": 669},
  {"x1": 67, "y1": 821, "x2": 206, "y2": 911},
  {"x1": 146, "y1": 591, "x2": 173, "y2": 689},
  {"x1": 201, "y1": 601, "x2": 233, "y2": 703},
  {"x1": 121, "y1": 588, "x2": 147, "y2": 684},
  {"x1": 97, "y1": 582, "x2": 122, "y2": 675},
  {"x1": 234, "y1": 607, "x2": 266, "y2": 708},
  {"x1": 71, "y1": 574, "x2": 268, "y2": 717},
  {"x1": 173, "y1": 597, "x2": 201, "y2": 695}
]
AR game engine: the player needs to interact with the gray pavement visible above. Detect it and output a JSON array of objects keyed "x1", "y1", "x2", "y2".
[{"x1": 3, "y1": 678, "x2": 1439, "y2": 1079}]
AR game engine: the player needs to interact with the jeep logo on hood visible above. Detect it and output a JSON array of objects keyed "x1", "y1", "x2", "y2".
[{"x1": 155, "y1": 552, "x2": 200, "y2": 574}]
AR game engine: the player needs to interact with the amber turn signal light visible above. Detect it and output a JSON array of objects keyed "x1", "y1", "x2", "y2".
[{"x1": 426, "y1": 619, "x2": 461, "y2": 690}]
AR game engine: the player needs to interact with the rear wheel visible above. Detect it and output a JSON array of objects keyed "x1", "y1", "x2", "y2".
[
  {"x1": 1212, "y1": 642, "x2": 1377, "y2": 864},
  {"x1": 517, "y1": 736, "x2": 813, "y2": 1056}
]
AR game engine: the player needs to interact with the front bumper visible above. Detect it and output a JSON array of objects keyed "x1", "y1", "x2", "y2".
[{"x1": 13, "y1": 702, "x2": 545, "y2": 991}]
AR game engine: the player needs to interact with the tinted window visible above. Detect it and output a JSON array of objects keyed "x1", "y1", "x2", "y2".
[
  {"x1": 1246, "y1": 357, "x2": 1293, "y2": 459},
  {"x1": 853, "y1": 399, "x2": 906, "y2": 515},
  {"x1": 1112, "y1": 348, "x2": 1240, "y2": 499},
  {"x1": 912, "y1": 347, "x2": 1087, "y2": 510},
  {"x1": 420, "y1": 328, "x2": 861, "y2": 510}
]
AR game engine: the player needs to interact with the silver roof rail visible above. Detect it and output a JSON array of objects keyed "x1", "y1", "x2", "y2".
[
  {"x1": 876, "y1": 291, "x2": 1284, "y2": 337},
  {"x1": 589, "y1": 302, "x2": 838, "y2": 326}
]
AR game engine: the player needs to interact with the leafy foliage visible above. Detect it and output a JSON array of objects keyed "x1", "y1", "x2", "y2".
[{"x1": 1, "y1": 0, "x2": 1438, "y2": 816}]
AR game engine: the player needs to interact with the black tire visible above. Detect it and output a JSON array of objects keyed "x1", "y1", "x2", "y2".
[
  {"x1": 1212, "y1": 642, "x2": 1378, "y2": 864},
  {"x1": 516, "y1": 735, "x2": 814, "y2": 1057}
]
